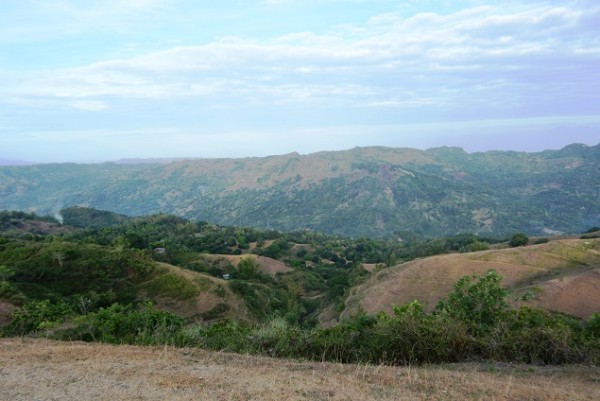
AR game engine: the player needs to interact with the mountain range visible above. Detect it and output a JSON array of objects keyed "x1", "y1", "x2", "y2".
[{"x1": 1, "y1": 143, "x2": 598, "y2": 237}]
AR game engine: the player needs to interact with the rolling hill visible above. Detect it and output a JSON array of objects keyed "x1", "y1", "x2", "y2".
[
  {"x1": 340, "y1": 237, "x2": 600, "y2": 323},
  {"x1": 1, "y1": 144, "x2": 598, "y2": 237},
  {"x1": 2, "y1": 210, "x2": 599, "y2": 368},
  {"x1": 0, "y1": 239, "x2": 250, "y2": 326}
]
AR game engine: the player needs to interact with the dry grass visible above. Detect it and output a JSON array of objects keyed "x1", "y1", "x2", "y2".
[
  {"x1": 146, "y1": 263, "x2": 249, "y2": 321},
  {"x1": 0, "y1": 300, "x2": 16, "y2": 327},
  {"x1": 342, "y1": 238, "x2": 600, "y2": 320},
  {"x1": 1, "y1": 338, "x2": 598, "y2": 401},
  {"x1": 202, "y1": 254, "x2": 294, "y2": 275},
  {"x1": 163, "y1": 146, "x2": 437, "y2": 191}
]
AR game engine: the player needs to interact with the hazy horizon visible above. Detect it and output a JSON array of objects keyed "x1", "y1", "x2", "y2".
[
  {"x1": 1, "y1": 1, "x2": 599, "y2": 163},
  {"x1": 1, "y1": 138, "x2": 598, "y2": 165}
]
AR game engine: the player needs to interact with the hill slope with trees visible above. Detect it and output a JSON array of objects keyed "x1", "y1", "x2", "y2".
[
  {"x1": 1, "y1": 144, "x2": 598, "y2": 237},
  {"x1": 1, "y1": 210, "x2": 599, "y2": 367}
]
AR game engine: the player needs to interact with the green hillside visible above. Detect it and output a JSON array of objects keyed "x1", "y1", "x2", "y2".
[
  {"x1": 1, "y1": 144, "x2": 598, "y2": 237},
  {"x1": 1, "y1": 210, "x2": 599, "y2": 366}
]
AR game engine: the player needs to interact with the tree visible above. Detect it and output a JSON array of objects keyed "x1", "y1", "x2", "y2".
[
  {"x1": 509, "y1": 233, "x2": 529, "y2": 247},
  {"x1": 236, "y1": 257, "x2": 262, "y2": 280},
  {"x1": 436, "y1": 270, "x2": 509, "y2": 335}
]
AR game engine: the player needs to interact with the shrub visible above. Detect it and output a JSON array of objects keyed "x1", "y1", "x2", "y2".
[
  {"x1": 3, "y1": 300, "x2": 73, "y2": 336},
  {"x1": 249, "y1": 317, "x2": 310, "y2": 358},
  {"x1": 183, "y1": 320, "x2": 254, "y2": 352},
  {"x1": 509, "y1": 233, "x2": 529, "y2": 247},
  {"x1": 483, "y1": 307, "x2": 587, "y2": 364},
  {"x1": 376, "y1": 302, "x2": 471, "y2": 364},
  {"x1": 236, "y1": 257, "x2": 262, "y2": 280},
  {"x1": 466, "y1": 241, "x2": 490, "y2": 252},
  {"x1": 436, "y1": 270, "x2": 508, "y2": 336},
  {"x1": 586, "y1": 313, "x2": 600, "y2": 338},
  {"x1": 70, "y1": 303, "x2": 184, "y2": 345}
]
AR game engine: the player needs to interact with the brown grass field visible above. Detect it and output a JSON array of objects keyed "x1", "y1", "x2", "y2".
[
  {"x1": 201, "y1": 254, "x2": 294, "y2": 275},
  {"x1": 1, "y1": 338, "x2": 599, "y2": 401},
  {"x1": 341, "y1": 238, "x2": 600, "y2": 321},
  {"x1": 142, "y1": 263, "x2": 249, "y2": 322}
]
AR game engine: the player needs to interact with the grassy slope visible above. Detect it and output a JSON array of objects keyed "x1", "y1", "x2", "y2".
[
  {"x1": 341, "y1": 238, "x2": 600, "y2": 321},
  {"x1": 139, "y1": 262, "x2": 249, "y2": 322},
  {"x1": 200, "y1": 254, "x2": 293, "y2": 275},
  {"x1": 1, "y1": 338, "x2": 598, "y2": 401},
  {"x1": 0, "y1": 248, "x2": 248, "y2": 325}
]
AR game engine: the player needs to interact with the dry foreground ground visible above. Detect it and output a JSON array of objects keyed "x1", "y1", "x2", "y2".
[{"x1": 0, "y1": 339, "x2": 599, "y2": 401}]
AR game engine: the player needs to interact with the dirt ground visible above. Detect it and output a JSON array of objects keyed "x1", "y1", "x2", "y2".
[{"x1": 1, "y1": 338, "x2": 599, "y2": 401}]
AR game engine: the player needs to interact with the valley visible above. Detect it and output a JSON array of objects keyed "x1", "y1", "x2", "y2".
[{"x1": 1, "y1": 208, "x2": 599, "y2": 368}]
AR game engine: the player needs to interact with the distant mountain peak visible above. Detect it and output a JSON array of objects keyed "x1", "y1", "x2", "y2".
[{"x1": 1, "y1": 144, "x2": 598, "y2": 237}]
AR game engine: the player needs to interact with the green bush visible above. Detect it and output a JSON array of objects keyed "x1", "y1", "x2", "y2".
[
  {"x1": 467, "y1": 241, "x2": 490, "y2": 252},
  {"x1": 70, "y1": 303, "x2": 184, "y2": 345},
  {"x1": 509, "y1": 232, "x2": 529, "y2": 247},
  {"x1": 436, "y1": 270, "x2": 508, "y2": 335},
  {"x1": 482, "y1": 307, "x2": 588, "y2": 364},
  {"x1": 585, "y1": 313, "x2": 600, "y2": 338},
  {"x1": 248, "y1": 317, "x2": 311, "y2": 358},
  {"x1": 3, "y1": 300, "x2": 73, "y2": 335},
  {"x1": 373, "y1": 302, "x2": 471, "y2": 364},
  {"x1": 236, "y1": 257, "x2": 262, "y2": 280},
  {"x1": 182, "y1": 320, "x2": 254, "y2": 352}
]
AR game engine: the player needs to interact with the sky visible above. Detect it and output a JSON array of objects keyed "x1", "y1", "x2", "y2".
[{"x1": 0, "y1": 0, "x2": 599, "y2": 163}]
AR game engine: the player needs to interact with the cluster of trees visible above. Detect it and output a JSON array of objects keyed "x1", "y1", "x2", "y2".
[{"x1": 56, "y1": 207, "x2": 513, "y2": 270}]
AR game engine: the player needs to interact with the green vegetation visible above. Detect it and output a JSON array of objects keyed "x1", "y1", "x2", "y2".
[
  {"x1": 66, "y1": 303, "x2": 185, "y2": 345},
  {"x1": 141, "y1": 273, "x2": 200, "y2": 300},
  {"x1": 436, "y1": 270, "x2": 508, "y2": 336},
  {"x1": 1, "y1": 144, "x2": 598, "y2": 238},
  {"x1": 1, "y1": 209, "x2": 598, "y2": 367},
  {"x1": 0, "y1": 240, "x2": 155, "y2": 308},
  {"x1": 61, "y1": 206, "x2": 131, "y2": 228},
  {"x1": 3, "y1": 270, "x2": 598, "y2": 366},
  {"x1": 509, "y1": 232, "x2": 529, "y2": 247}
]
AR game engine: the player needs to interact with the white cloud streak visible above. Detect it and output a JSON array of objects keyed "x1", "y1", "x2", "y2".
[{"x1": 2, "y1": 3, "x2": 599, "y2": 119}]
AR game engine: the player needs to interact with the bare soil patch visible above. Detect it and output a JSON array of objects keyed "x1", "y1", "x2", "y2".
[{"x1": 1, "y1": 339, "x2": 598, "y2": 401}]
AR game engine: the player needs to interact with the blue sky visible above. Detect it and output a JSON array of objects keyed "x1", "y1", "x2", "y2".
[{"x1": 1, "y1": 0, "x2": 599, "y2": 162}]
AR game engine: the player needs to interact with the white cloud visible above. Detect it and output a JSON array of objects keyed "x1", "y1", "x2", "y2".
[
  {"x1": 3, "y1": 3, "x2": 599, "y2": 118},
  {"x1": 0, "y1": 0, "x2": 169, "y2": 43},
  {"x1": 71, "y1": 100, "x2": 110, "y2": 111}
]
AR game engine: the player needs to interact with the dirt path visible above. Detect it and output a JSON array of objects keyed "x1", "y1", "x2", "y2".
[{"x1": 1, "y1": 338, "x2": 599, "y2": 401}]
